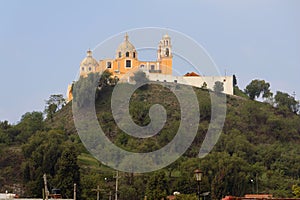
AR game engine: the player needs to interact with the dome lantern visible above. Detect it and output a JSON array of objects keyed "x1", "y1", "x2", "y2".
[{"x1": 116, "y1": 33, "x2": 137, "y2": 59}]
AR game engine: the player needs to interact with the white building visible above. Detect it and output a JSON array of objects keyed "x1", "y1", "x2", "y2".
[{"x1": 147, "y1": 73, "x2": 234, "y2": 95}]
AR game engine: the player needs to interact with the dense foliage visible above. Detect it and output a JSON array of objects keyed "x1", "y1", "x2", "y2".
[{"x1": 0, "y1": 75, "x2": 300, "y2": 200}]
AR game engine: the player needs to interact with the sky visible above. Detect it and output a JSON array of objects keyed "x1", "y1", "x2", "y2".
[{"x1": 0, "y1": 0, "x2": 299, "y2": 123}]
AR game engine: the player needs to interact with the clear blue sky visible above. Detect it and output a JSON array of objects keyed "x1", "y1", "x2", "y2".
[{"x1": 0, "y1": 1, "x2": 299, "y2": 123}]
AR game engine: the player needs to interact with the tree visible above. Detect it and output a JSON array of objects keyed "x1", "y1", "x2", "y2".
[
  {"x1": 16, "y1": 112, "x2": 44, "y2": 142},
  {"x1": 21, "y1": 130, "x2": 66, "y2": 197},
  {"x1": 213, "y1": 81, "x2": 224, "y2": 93},
  {"x1": 98, "y1": 70, "x2": 113, "y2": 89},
  {"x1": 274, "y1": 91, "x2": 299, "y2": 114},
  {"x1": 0, "y1": 121, "x2": 13, "y2": 144},
  {"x1": 244, "y1": 79, "x2": 272, "y2": 100},
  {"x1": 146, "y1": 171, "x2": 168, "y2": 200},
  {"x1": 233, "y1": 75, "x2": 237, "y2": 87},
  {"x1": 73, "y1": 70, "x2": 116, "y2": 108},
  {"x1": 73, "y1": 73, "x2": 100, "y2": 108},
  {"x1": 54, "y1": 144, "x2": 81, "y2": 199},
  {"x1": 45, "y1": 94, "x2": 66, "y2": 121},
  {"x1": 133, "y1": 70, "x2": 148, "y2": 83},
  {"x1": 292, "y1": 185, "x2": 300, "y2": 197},
  {"x1": 201, "y1": 82, "x2": 208, "y2": 90},
  {"x1": 0, "y1": 120, "x2": 10, "y2": 130},
  {"x1": 133, "y1": 70, "x2": 149, "y2": 90}
]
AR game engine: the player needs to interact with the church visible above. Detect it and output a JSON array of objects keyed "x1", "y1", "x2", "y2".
[
  {"x1": 67, "y1": 33, "x2": 233, "y2": 101},
  {"x1": 79, "y1": 33, "x2": 172, "y2": 79}
]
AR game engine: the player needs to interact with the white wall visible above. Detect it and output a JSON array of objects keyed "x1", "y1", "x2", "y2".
[
  {"x1": 0, "y1": 194, "x2": 73, "y2": 200},
  {"x1": 148, "y1": 74, "x2": 234, "y2": 95}
]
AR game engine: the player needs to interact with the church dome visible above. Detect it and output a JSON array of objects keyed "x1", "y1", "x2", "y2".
[
  {"x1": 116, "y1": 33, "x2": 136, "y2": 58},
  {"x1": 80, "y1": 49, "x2": 99, "y2": 67}
]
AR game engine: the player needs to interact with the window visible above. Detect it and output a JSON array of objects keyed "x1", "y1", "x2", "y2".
[
  {"x1": 81, "y1": 67, "x2": 84, "y2": 71},
  {"x1": 174, "y1": 80, "x2": 177, "y2": 83},
  {"x1": 165, "y1": 48, "x2": 169, "y2": 56},
  {"x1": 107, "y1": 61, "x2": 112, "y2": 68},
  {"x1": 126, "y1": 60, "x2": 131, "y2": 68},
  {"x1": 88, "y1": 67, "x2": 92, "y2": 71},
  {"x1": 150, "y1": 65, "x2": 155, "y2": 70},
  {"x1": 126, "y1": 52, "x2": 129, "y2": 57},
  {"x1": 118, "y1": 52, "x2": 122, "y2": 58},
  {"x1": 133, "y1": 52, "x2": 136, "y2": 58},
  {"x1": 140, "y1": 64, "x2": 145, "y2": 68}
]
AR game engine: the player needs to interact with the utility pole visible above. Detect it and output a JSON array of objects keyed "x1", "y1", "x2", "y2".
[
  {"x1": 256, "y1": 174, "x2": 258, "y2": 194},
  {"x1": 73, "y1": 183, "x2": 76, "y2": 200},
  {"x1": 114, "y1": 171, "x2": 120, "y2": 200},
  {"x1": 92, "y1": 185, "x2": 104, "y2": 200},
  {"x1": 43, "y1": 174, "x2": 49, "y2": 200},
  {"x1": 109, "y1": 191, "x2": 112, "y2": 200},
  {"x1": 250, "y1": 179, "x2": 254, "y2": 194}
]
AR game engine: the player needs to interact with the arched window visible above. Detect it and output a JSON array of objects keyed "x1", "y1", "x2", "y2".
[
  {"x1": 81, "y1": 67, "x2": 84, "y2": 71},
  {"x1": 107, "y1": 61, "x2": 112, "y2": 68},
  {"x1": 166, "y1": 40, "x2": 168, "y2": 46},
  {"x1": 126, "y1": 52, "x2": 130, "y2": 57},
  {"x1": 88, "y1": 67, "x2": 92, "y2": 71},
  {"x1": 165, "y1": 48, "x2": 169, "y2": 57},
  {"x1": 118, "y1": 52, "x2": 122, "y2": 58}
]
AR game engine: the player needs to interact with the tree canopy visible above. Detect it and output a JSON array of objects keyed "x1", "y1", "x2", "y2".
[
  {"x1": 245, "y1": 79, "x2": 272, "y2": 100},
  {"x1": 45, "y1": 94, "x2": 65, "y2": 121},
  {"x1": 274, "y1": 91, "x2": 299, "y2": 114}
]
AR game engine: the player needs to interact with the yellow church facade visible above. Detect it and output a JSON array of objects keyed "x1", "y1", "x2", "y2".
[
  {"x1": 79, "y1": 33, "x2": 172, "y2": 79},
  {"x1": 68, "y1": 33, "x2": 173, "y2": 101}
]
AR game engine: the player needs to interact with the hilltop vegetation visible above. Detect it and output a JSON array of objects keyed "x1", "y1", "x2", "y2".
[{"x1": 0, "y1": 74, "x2": 300, "y2": 200}]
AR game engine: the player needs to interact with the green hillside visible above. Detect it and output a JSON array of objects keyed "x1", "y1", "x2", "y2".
[{"x1": 0, "y1": 80, "x2": 300, "y2": 200}]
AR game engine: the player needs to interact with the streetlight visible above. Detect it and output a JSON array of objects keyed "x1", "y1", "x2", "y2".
[
  {"x1": 250, "y1": 179, "x2": 254, "y2": 194},
  {"x1": 194, "y1": 169, "x2": 203, "y2": 200},
  {"x1": 250, "y1": 175, "x2": 259, "y2": 194}
]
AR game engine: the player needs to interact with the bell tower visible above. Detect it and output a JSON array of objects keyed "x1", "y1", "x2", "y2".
[{"x1": 158, "y1": 33, "x2": 172, "y2": 75}]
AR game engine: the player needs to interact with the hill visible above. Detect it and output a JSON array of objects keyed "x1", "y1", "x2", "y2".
[{"x1": 1, "y1": 82, "x2": 300, "y2": 200}]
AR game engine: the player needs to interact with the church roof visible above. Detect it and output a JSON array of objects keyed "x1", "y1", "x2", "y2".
[
  {"x1": 116, "y1": 33, "x2": 136, "y2": 54},
  {"x1": 80, "y1": 49, "x2": 99, "y2": 67},
  {"x1": 184, "y1": 72, "x2": 201, "y2": 76}
]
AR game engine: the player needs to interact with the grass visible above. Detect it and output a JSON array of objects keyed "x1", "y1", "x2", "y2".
[
  {"x1": 78, "y1": 153, "x2": 113, "y2": 174},
  {"x1": 78, "y1": 153, "x2": 100, "y2": 167}
]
